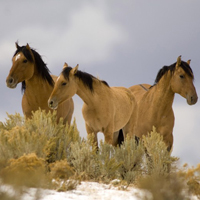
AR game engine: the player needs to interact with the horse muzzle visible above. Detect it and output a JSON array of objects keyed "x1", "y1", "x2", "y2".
[
  {"x1": 48, "y1": 98, "x2": 58, "y2": 110},
  {"x1": 6, "y1": 77, "x2": 18, "y2": 88},
  {"x1": 186, "y1": 94, "x2": 198, "y2": 105}
]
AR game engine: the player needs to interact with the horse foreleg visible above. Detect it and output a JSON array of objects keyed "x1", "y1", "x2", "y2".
[
  {"x1": 122, "y1": 124, "x2": 134, "y2": 139},
  {"x1": 113, "y1": 131, "x2": 119, "y2": 146},
  {"x1": 103, "y1": 126, "x2": 114, "y2": 145}
]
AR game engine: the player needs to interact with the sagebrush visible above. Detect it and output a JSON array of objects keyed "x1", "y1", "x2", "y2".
[{"x1": 0, "y1": 111, "x2": 199, "y2": 199}]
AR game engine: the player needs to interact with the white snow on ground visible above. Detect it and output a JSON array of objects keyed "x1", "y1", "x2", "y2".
[
  {"x1": 23, "y1": 182, "x2": 145, "y2": 200},
  {"x1": 0, "y1": 181, "x2": 199, "y2": 200},
  {"x1": 0, "y1": 181, "x2": 148, "y2": 200}
]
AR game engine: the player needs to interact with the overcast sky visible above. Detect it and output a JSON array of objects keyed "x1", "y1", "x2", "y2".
[{"x1": 0, "y1": 0, "x2": 200, "y2": 166}]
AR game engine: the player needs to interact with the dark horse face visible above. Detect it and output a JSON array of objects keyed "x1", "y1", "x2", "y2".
[
  {"x1": 6, "y1": 43, "x2": 35, "y2": 89},
  {"x1": 170, "y1": 56, "x2": 198, "y2": 105}
]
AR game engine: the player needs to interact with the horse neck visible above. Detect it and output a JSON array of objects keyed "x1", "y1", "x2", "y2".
[
  {"x1": 76, "y1": 79, "x2": 102, "y2": 106},
  {"x1": 150, "y1": 73, "x2": 175, "y2": 112},
  {"x1": 24, "y1": 66, "x2": 53, "y2": 100}
]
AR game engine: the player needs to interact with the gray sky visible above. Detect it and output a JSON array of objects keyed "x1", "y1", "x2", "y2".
[{"x1": 0, "y1": 0, "x2": 200, "y2": 166}]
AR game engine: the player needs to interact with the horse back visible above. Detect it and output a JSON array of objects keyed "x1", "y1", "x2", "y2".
[{"x1": 129, "y1": 84, "x2": 151, "y2": 104}]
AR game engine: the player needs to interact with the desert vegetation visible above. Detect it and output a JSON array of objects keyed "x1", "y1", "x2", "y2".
[{"x1": 0, "y1": 110, "x2": 199, "y2": 199}]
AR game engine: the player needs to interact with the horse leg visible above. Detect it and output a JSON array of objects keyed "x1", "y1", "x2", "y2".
[
  {"x1": 122, "y1": 123, "x2": 134, "y2": 139},
  {"x1": 103, "y1": 126, "x2": 114, "y2": 145},
  {"x1": 112, "y1": 131, "x2": 119, "y2": 146},
  {"x1": 113, "y1": 130, "x2": 124, "y2": 146}
]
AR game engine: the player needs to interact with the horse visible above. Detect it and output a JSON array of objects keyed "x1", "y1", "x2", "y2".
[
  {"x1": 129, "y1": 56, "x2": 198, "y2": 151},
  {"x1": 48, "y1": 63, "x2": 136, "y2": 146},
  {"x1": 6, "y1": 43, "x2": 74, "y2": 125}
]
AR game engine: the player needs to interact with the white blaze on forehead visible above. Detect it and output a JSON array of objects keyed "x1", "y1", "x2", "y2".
[
  {"x1": 56, "y1": 76, "x2": 60, "y2": 83},
  {"x1": 15, "y1": 53, "x2": 21, "y2": 61}
]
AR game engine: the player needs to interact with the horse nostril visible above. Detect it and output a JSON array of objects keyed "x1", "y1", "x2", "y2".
[
  {"x1": 48, "y1": 99, "x2": 58, "y2": 109},
  {"x1": 49, "y1": 100, "x2": 54, "y2": 106},
  {"x1": 9, "y1": 78, "x2": 14, "y2": 84},
  {"x1": 190, "y1": 95, "x2": 198, "y2": 104}
]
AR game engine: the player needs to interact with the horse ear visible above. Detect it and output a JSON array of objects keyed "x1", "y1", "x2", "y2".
[
  {"x1": 71, "y1": 64, "x2": 79, "y2": 75},
  {"x1": 187, "y1": 59, "x2": 191, "y2": 65},
  {"x1": 176, "y1": 55, "x2": 182, "y2": 66},
  {"x1": 15, "y1": 42, "x2": 20, "y2": 49},
  {"x1": 26, "y1": 43, "x2": 31, "y2": 51},
  {"x1": 63, "y1": 62, "x2": 68, "y2": 69},
  {"x1": 25, "y1": 43, "x2": 35, "y2": 62}
]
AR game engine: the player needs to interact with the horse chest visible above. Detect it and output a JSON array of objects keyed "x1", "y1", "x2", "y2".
[
  {"x1": 22, "y1": 90, "x2": 50, "y2": 115},
  {"x1": 82, "y1": 106, "x2": 111, "y2": 132}
]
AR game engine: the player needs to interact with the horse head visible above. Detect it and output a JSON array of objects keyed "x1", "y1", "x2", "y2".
[
  {"x1": 171, "y1": 56, "x2": 198, "y2": 105},
  {"x1": 48, "y1": 63, "x2": 79, "y2": 109},
  {"x1": 6, "y1": 43, "x2": 35, "y2": 88}
]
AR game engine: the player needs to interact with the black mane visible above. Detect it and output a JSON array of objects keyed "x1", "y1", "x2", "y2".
[
  {"x1": 13, "y1": 44, "x2": 54, "y2": 93},
  {"x1": 62, "y1": 67, "x2": 109, "y2": 92},
  {"x1": 154, "y1": 61, "x2": 194, "y2": 84}
]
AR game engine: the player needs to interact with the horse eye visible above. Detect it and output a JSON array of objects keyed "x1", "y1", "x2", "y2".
[
  {"x1": 23, "y1": 59, "x2": 28, "y2": 63},
  {"x1": 180, "y1": 75, "x2": 184, "y2": 79},
  {"x1": 62, "y1": 82, "x2": 67, "y2": 86}
]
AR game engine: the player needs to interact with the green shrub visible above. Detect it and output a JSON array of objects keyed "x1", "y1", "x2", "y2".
[
  {"x1": 138, "y1": 173, "x2": 188, "y2": 200},
  {"x1": 0, "y1": 112, "x2": 24, "y2": 131},
  {"x1": 0, "y1": 153, "x2": 47, "y2": 187},
  {"x1": 0, "y1": 111, "x2": 199, "y2": 199},
  {"x1": 0, "y1": 110, "x2": 80, "y2": 162},
  {"x1": 115, "y1": 136, "x2": 145, "y2": 185},
  {"x1": 142, "y1": 126, "x2": 178, "y2": 175},
  {"x1": 179, "y1": 163, "x2": 200, "y2": 198},
  {"x1": 97, "y1": 141, "x2": 122, "y2": 182},
  {"x1": 137, "y1": 127, "x2": 190, "y2": 199},
  {"x1": 70, "y1": 136, "x2": 99, "y2": 180},
  {"x1": 49, "y1": 159, "x2": 74, "y2": 180},
  {"x1": 44, "y1": 118, "x2": 80, "y2": 164}
]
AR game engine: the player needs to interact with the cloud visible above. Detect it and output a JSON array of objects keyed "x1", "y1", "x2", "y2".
[
  {"x1": 172, "y1": 101, "x2": 200, "y2": 165},
  {"x1": 59, "y1": 5, "x2": 125, "y2": 64},
  {"x1": 0, "y1": 42, "x2": 15, "y2": 66},
  {"x1": 7, "y1": 4, "x2": 127, "y2": 69}
]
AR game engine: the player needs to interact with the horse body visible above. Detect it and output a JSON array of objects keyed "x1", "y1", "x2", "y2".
[
  {"x1": 6, "y1": 43, "x2": 74, "y2": 125},
  {"x1": 130, "y1": 56, "x2": 198, "y2": 151},
  {"x1": 82, "y1": 86, "x2": 135, "y2": 142},
  {"x1": 132, "y1": 79, "x2": 175, "y2": 150},
  {"x1": 48, "y1": 63, "x2": 136, "y2": 146}
]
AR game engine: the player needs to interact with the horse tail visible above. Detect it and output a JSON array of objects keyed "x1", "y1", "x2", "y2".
[
  {"x1": 117, "y1": 129, "x2": 124, "y2": 146},
  {"x1": 117, "y1": 130, "x2": 140, "y2": 147}
]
